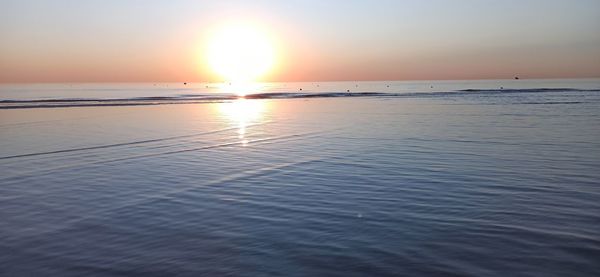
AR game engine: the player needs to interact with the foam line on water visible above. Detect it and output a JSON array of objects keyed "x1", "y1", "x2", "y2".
[
  {"x1": 1, "y1": 156, "x2": 329, "y2": 241},
  {"x1": 0, "y1": 130, "x2": 321, "y2": 182},
  {"x1": 0, "y1": 122, "x2": 270, "y2": 160}
]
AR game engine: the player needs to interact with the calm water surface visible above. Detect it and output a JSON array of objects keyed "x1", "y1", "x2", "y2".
[{"x1": 1, "y1": 80, "x2": 599, "y2": 276}]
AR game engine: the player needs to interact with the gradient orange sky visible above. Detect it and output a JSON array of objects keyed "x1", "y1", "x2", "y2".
[{"x1": 1, "y1": 0, "x2": 599, "y2": 83}]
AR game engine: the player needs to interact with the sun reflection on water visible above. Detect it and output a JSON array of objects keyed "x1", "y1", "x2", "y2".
[
  {"x1": 215, "y1": 82, "x2": 265, "y2": 97},
  {"x1": 217, "y1": 98, "x2": 266, "y2": 146}
]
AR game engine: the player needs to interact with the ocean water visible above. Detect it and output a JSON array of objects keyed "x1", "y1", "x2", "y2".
[{"x1": 1, "y1": 79, "x2": 600, "y2": 276}]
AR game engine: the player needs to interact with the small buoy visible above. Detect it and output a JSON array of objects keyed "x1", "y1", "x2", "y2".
[
  {"x1": 347, "y1": 89, "x2": 350, "y2": 92},
  {"x1": 386, "y1": 85, "x2": 389, "y2": 88},
  {"x1": 184, "y1": 82, "x2": 187, "y2": 85},
  {"x1": 299, "y1": 88, "x2": 302, "y2": 91},
  {"x1": 515, "y1": 76, "x2": 520, "y2": 80},
  {"x1": 430, "y1": 86, "x2": 434, "y2": 88},
  {"x1": 500, "y1": 86, "x2": 504, "y2": 90}
]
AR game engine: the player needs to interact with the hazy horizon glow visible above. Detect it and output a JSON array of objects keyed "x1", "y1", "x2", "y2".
[{"x1": 1, "y1": 0, "x2": 599, "y2": 83}]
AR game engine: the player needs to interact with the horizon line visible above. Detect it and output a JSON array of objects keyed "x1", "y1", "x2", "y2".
[{"x1": 2, "y1": 76, "x2": 600, "y2": 85}]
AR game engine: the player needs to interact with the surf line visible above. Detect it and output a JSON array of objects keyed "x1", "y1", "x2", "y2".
[
  {"x1": 0, "y1": 130, "x2": 320, "y2": 182},
  {"x1": 0, "y1": 122, "x2": 272, "y2": 160}
]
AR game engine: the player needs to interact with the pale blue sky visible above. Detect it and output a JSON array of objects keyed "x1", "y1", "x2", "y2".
[{"x1": 1, "y1": 0, "x2": 599, "y2": 82}]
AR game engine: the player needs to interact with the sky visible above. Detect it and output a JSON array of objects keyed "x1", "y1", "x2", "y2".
[{"x1": 1, "y1": 0, "x2": 599, "y2": 83}]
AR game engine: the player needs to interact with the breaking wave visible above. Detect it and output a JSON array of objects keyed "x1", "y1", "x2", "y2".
[{"x1": 1, "y1": 88, "x2": 598, "y2": 109}]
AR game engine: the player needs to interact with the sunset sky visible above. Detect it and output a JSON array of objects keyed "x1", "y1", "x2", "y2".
[{"x1": 1, "y1": 0, "x2": 599, "y2": 83}]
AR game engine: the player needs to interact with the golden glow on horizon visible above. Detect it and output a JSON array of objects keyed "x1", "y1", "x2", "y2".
[
  {"x1": 205, "y1": 24, "x2": 276, "y2": 83},
  {"x1": 218, "y1": 99, "x2": 266, "y2": 146}
]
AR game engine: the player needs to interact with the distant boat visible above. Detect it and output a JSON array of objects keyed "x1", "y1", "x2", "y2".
[{"x1": 514, "y1": 76, "x2": 520, "y2": 80}]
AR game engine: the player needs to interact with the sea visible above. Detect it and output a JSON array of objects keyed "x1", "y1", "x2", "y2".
[{"x1": 1, "y1": 79, "x2": 599, "y2": 276}]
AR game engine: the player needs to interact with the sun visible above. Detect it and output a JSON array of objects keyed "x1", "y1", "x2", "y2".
[{"x1": 206, "y1": 24, "x2": 276, "y2": 83}]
